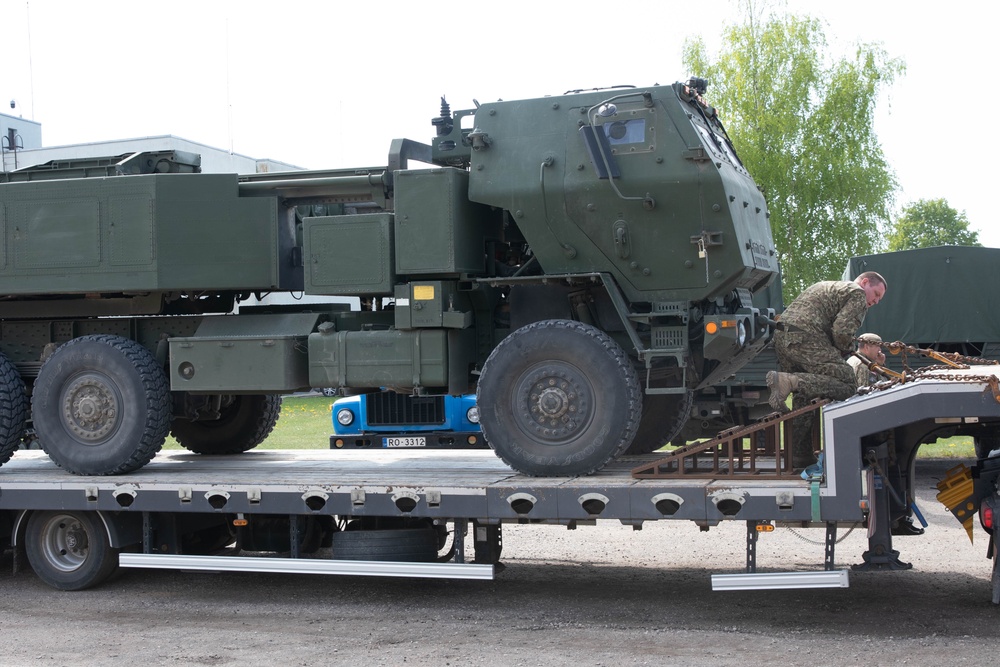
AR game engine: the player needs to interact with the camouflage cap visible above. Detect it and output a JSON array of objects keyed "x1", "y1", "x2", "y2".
[{"x1": 857, "y1": 333, "x2": 882, "y2": 344}]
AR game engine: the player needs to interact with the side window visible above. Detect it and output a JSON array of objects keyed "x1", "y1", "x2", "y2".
[{"x1": 601, "y1": 119, "x2": 646, "y2": 146}]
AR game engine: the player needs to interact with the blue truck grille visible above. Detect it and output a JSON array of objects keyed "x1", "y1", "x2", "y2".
[{"x1": 365, "y1": 394, "x2": 446, "y2": 426}]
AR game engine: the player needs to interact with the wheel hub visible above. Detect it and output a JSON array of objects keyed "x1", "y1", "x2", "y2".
[
  {"x1": 42, "y1": 516, "x2": 89, "y2": 572},
  {"x1": 63, "y1": 376, "x2": 119, "y2": 442},
  {"x1": 518, "y1": 366, "x2": 592, "y2": 442}
]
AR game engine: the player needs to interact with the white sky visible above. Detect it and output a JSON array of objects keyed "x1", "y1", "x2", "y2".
[{"x1": 4, "y1": 0, "x2": 997, "y2": 247}]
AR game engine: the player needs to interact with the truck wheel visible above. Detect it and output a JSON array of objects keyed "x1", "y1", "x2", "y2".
[
  {"x1": 25, "y1": 511, "x2": 120, "y2": 590},
  {"x1": 477, "y1": 319, "x2": 641, "y2": 476},
  {"x1": 0, "y1": 352, "x2": 28, "y2": 467},
  {"x1": 32, "y1": 335, "x2": 171, "y2": 475},
  {"x1": 625, "y1": 390, "x2": 693, "y2": 455},
  {"x1": 171, "y1": 394, "x2": 282, "y2": 454}
]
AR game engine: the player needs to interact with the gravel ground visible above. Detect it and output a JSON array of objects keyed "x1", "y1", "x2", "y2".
[{"x1": 0, "y1": 458, "x2": 996, "y2": 666}]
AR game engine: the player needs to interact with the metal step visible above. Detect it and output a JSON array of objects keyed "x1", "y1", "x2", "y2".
[
  {"x1": 711, "y1": 569, "x2": 849, "y2": 591},
  {"x1": 119, "y1": 553, "x2": 495, "y2": 580}
]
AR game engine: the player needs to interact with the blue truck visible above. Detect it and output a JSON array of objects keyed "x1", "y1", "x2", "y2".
[{"x1": 330, "y1": 393, "x2": 484, "y2": 449}]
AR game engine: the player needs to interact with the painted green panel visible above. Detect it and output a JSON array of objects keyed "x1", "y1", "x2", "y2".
[
  {"x1": 110, "y1": 195, "x2": 154, "y2": 266},
  {"x1": 303, "y1": 213, "x2": 394, "y2": 295},
  {"x1": 307, "y1": 328, "x2": 448, "y2": 390},
  {"x1": 15, "y1": 199, "x2": 101, "y2": 269},
  {"x1": 394, "y1": 168, "x2": 499, "y2": 276}
]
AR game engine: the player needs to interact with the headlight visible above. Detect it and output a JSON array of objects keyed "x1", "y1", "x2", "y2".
[
  {"x1": 336, "y1": 408, "x2": 355, "y2": 426},
  {"x1": 737, "y1": 319, "x2": 747, "y2": 347},
  {"x1": 466, "y1": 405, "x2": 480, "y2": 424}
]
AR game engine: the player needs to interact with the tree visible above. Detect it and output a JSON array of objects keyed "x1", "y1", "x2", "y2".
[
  {"x1": 887, "y1": 198, "x2": 980, "y2": 251},
  {"x1": 683, "y1": 3, "x2": 904, "y2": 301}
]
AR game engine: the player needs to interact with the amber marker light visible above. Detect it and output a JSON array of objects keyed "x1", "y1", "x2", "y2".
[{"x1": 705, "y1": 322, "x2": 719, "y2": 335}]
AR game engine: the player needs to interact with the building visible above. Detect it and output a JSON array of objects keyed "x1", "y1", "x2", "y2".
[{"x1": 1, "y1": 110, "x2": 298, "y2": 175}]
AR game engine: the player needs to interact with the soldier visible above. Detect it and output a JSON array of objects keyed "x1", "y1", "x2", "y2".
[
  {"x1": 848, "y1": 332, "x2": 886, "y2": 388},
  {"x1": 766, "y1": 271, "x2": 887, "y2": 466}
]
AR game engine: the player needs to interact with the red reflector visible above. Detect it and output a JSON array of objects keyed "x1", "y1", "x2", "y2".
[{"x1": 984, "y1": 505, "x2": 994, "y2": 530}]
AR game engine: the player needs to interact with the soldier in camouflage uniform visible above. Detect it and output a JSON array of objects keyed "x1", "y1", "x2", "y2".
[
  {"x1": 766, "y1": 272, "x2": 887, "y2": 466},
  {"x1": 848, "y1": 332, "x2": 886, "y2": 388}
]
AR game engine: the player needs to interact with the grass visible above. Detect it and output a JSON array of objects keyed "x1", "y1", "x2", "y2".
[
  {"x1": 917, "y1": 436, "x2": 974, "y2": 458},
  {"x1": 162, "y1": 395, "x2": 980, "y2": 459}
]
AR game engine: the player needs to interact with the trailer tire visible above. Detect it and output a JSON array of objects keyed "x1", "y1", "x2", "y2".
[
  {"x1": 171, "y1": 394, "x2": 282, "y2": 454},
  {"x1": 626, "y1": 390, "x2": 693, "y2": 455},
  {"x1": 477, "y1": 319, "x2": 641, "y2": 476},
  {"x1": 32, "y1": 335, "x2": 171, "y2": 475},
  {"x1": 0, "y1": 352, "x2": 28, "y2": 467},
  {"x1": 332, "y1": 526, "x2": 439, "y2": 562},
  {"x1": 25, "y1": 511, "x2": 120, "y2": 590},
  {"x1": 975, "y1": 434, "x2": 1000, "y2": 459}
]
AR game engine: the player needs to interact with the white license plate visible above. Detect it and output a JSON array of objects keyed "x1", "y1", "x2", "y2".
[{"x1": 383, "y1": 436, "x2": 427, "y2": 448}]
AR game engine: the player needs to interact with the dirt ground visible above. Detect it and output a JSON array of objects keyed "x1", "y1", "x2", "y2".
[{"x1": 0, "y1": 458, "x2": 996, "y2": 666}]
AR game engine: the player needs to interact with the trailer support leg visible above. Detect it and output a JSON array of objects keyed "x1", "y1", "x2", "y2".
[
  {"x1": 745, "y1": 521, "x2": 759, "y2": 573},
  {"x1": 473, "y1": 520, "x2": 503, "y2": 566},
  {"x1": 824, "y1": 522, "x2": 837, "y2": 570},
  {"x1": 454, "y1": 520, "x2": 467, "y2": 564},
  {"x1": 854, "y1": 444, "x2": 912, "y2": 571}
]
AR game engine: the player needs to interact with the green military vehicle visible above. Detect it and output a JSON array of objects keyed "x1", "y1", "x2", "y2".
[
  {"x1": 0, "y1": 79, "x2": 777, "y2": 477},
  {"x1": 844, "y1": 246, "x2": 1000, "y2": 364}
]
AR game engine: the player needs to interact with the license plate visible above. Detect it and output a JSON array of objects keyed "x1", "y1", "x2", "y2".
[{"x1": 383, "y1": 436, "x2": 427, "y2": 448}]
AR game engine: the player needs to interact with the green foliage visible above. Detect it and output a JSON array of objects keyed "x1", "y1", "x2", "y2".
[
  {"x1": 887, "y1": 198, "x2": 980, "y2": 251},
  {"x1": 683, "y1": 4, "x2": 904, "y2": 301}
]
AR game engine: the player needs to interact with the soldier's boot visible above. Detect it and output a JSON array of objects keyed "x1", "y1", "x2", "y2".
[{"x1": 766, "y1": 371, "x2": 799, "y2": 412}]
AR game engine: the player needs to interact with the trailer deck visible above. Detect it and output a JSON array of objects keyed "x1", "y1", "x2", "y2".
[
  {"x1": 1, "y1": 370, "x2": 998, "y2": 529},
  {"x1": 3, "y1": 370, "x2": 1000, "y2": 593}
]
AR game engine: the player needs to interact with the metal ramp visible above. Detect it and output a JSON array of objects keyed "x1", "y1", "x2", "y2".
[{"x1": 631, "y1": 400, "x2": 830, "y2": 479}]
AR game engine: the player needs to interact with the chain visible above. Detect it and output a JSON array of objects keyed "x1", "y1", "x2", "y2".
[
  {"x1": 783, "y1": 522, "x2": 860, "y2": 545},
  {"x1": 853, "y1": 338, "x2": 1000, "y2": 402}
]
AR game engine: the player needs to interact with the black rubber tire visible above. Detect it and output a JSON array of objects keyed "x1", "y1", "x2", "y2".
[
  {"x1": 477, "y1": 319, "x2": 642, "y2": 476},
  {"x1": 331, "y1": 527, "x2": 440, "y2": 562},
  {"x1": 171, "y1": 394, "x2": 282, "y2": 455},
  {"x1": 625, "y1": 390, "x2": 694, "y2": 455},
  {"x1": 0, "y1": 352, "x2": 28, "y2": 467},
  {"x1": 32, "y1": 335, "x2": 170, "y2": 475},
  {"x1": 992, "y1": 528, "x2": 1000, "y2": 605},
  {"x1": 181, "y1": 523, "x2": 238, "y2": 555},
  {"x1": 25, "y1": 511, "x2": 120, "y2": 591},
  {"x1": 976, "y1": 434, "x2": 1000, "y2": 460}
]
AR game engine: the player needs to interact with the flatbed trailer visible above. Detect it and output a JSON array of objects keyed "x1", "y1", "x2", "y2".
[{"x1": 4, "y1": 368, "x2": 1000, "y2": 599}]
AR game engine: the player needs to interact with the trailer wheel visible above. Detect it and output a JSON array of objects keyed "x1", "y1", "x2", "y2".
[
  {"x1": 32, "y1": 335, "x2": 171, "y2": 475},
  {"x1": 477, "y1": 319, "x2": 641, "y2": 476},
  {"x1": 171, "y1": 394, "x2": 282, "y2": 454},
  {"x1": 976, "y1": 434, "x2": 1000, "y2": 459},
  {"x1": 625, "y1": 390, "x2": 693, "y2": 455},
  {"x1": 25, "y1": 511, "x2": 120, "y2": 590},
  {"x1": 332, "y1": 526, "x2": 439, "y2": 562},
  {"x1": 0, "y1": 352, "x2": 28, "y2": 467}
]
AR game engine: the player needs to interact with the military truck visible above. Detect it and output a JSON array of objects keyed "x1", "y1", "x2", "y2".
[
  {"x1": 0, "y1": 79, "x2": 777, "y2": 477},
  {"x1": 845, "y1": 246, "x2": 1000, "y2": 363}
]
